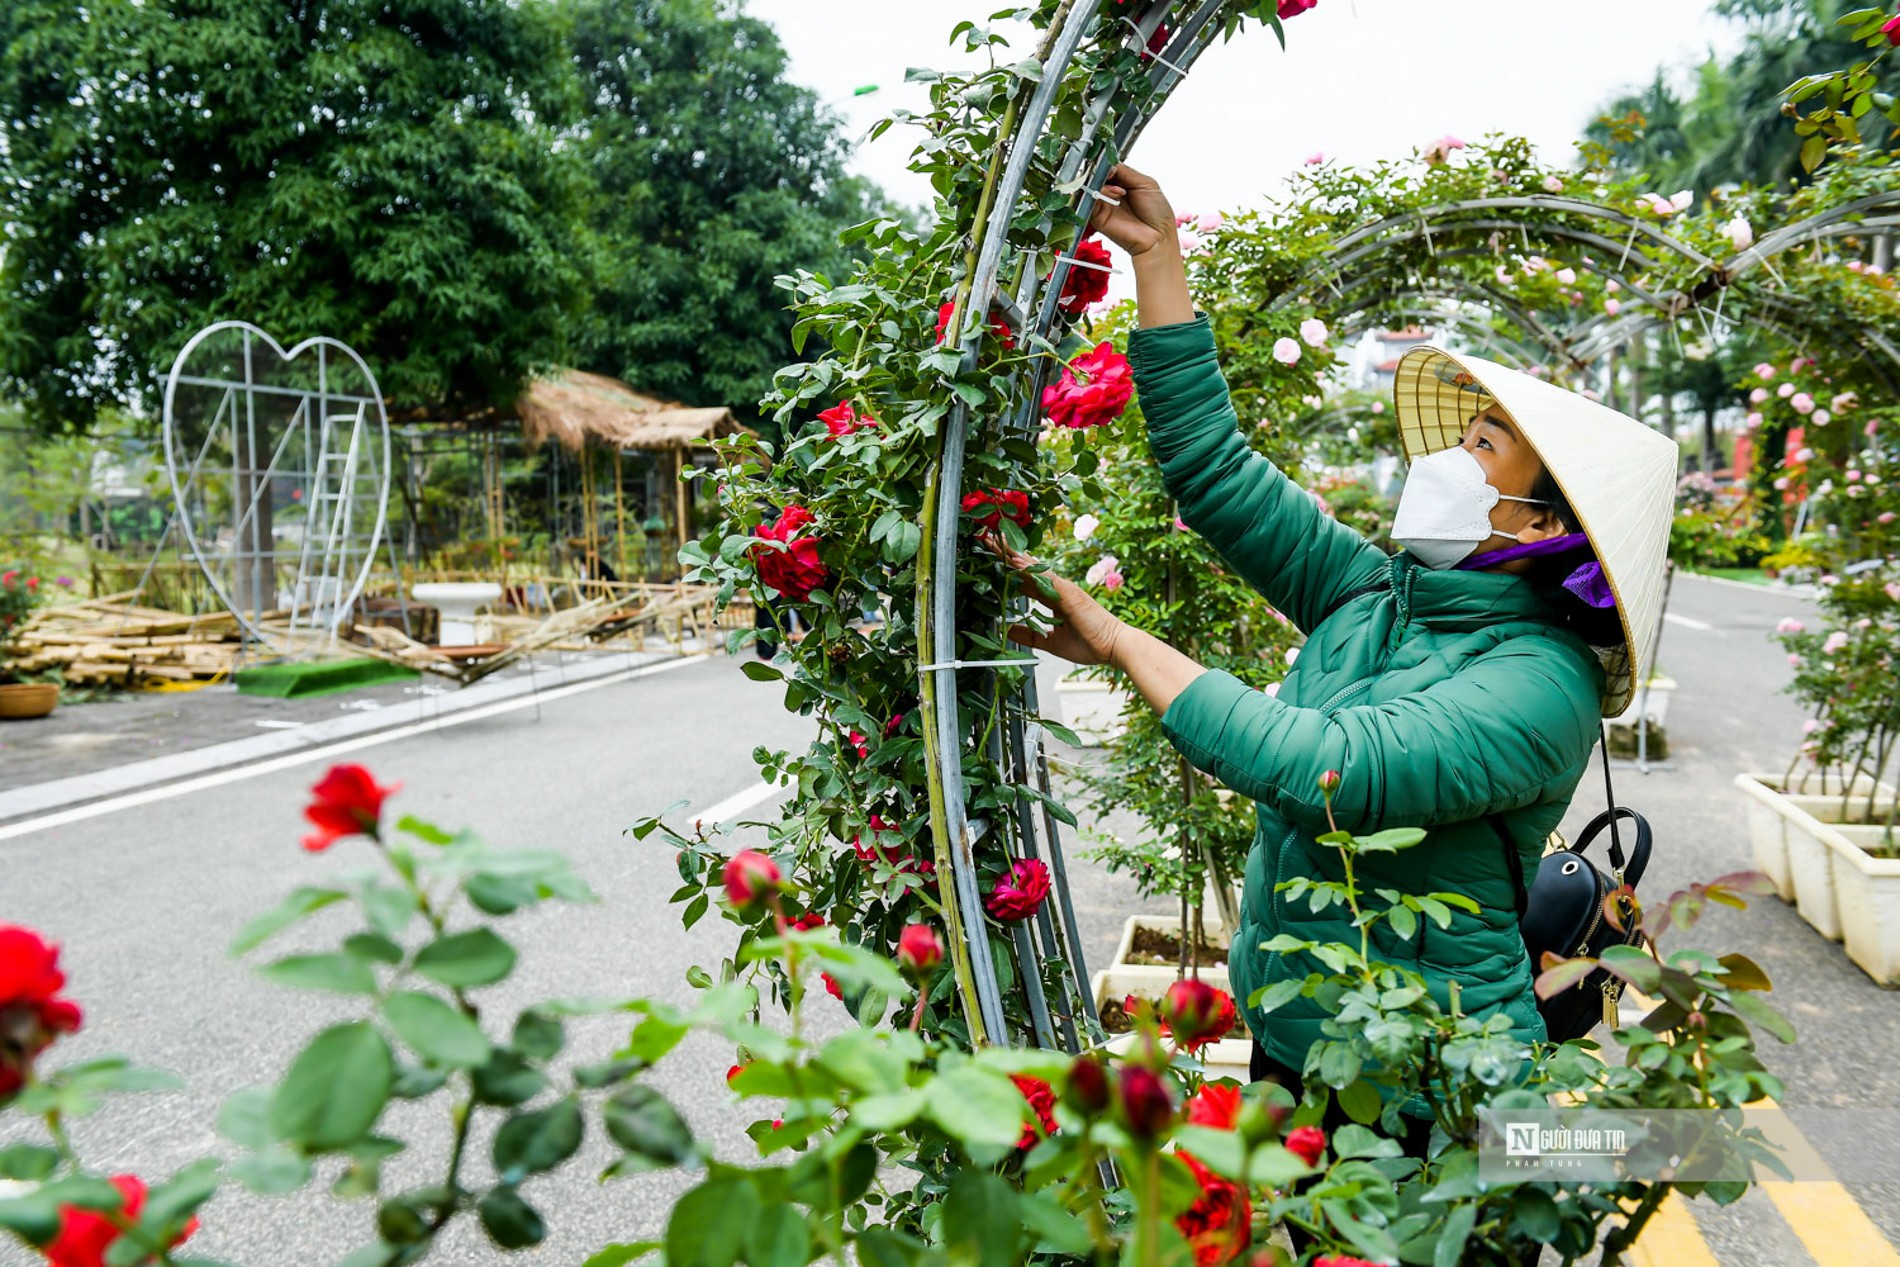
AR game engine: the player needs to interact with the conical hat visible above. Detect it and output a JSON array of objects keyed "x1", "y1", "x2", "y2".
[{"x1": 1393, "y1": 346, "x2": 1678, "y2": 718}]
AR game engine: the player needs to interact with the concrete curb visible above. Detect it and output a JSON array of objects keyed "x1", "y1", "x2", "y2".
[{"x1": 0, "y1": 651, "x2": 685, "y2": 825}]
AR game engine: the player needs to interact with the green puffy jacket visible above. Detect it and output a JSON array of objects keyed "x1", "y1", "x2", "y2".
[{"x1": 1126, "y1": 315, "x2": 1605, "y2": 1118}]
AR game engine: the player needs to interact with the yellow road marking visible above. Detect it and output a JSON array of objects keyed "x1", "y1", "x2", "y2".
[{"x1": 1557, "y1": 990, "x2": 1900, "y2": 1265}]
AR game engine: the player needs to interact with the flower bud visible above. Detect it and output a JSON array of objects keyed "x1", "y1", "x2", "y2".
[
  {"x1": 1236, "y1": 1097, "x2": 1288, "y2": 1146},
  {"x1": 1064, "y1": 1053, "x2": 1112, "y2": 1116},
  {"x1": 1161, "y1": 978, "x2": 1235, "y2": 1050},
  {"x1": 1284, "y1": 1123, "x2": 1327, "y2": 1168},
  {"x1": 896, "y1": 923, "x2": 945, "y2": 982},
  {"x1": 1115, "y1": 1064, "x2": 1176, "y2": 1143},
  {"x1": 1685, "y1": 1010, "x2": 1706, "y2": 1030},
  {"x1": 723, "y1": 850, "x2": 782, "y2": 912},
  {"x1": 1317, "y1": 769, "x2": 1341, "y2": 795}
]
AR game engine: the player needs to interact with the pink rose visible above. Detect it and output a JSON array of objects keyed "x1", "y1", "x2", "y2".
[
  {"x1": 1791, "y1": 393, "x2": 1815, "y2": 415},
  {"x1": 1272, "y1": 337, "x2": 1301, "y2": 366},
  {"x1": 1754, "y1": 362, "x2": 1777, "y2": 380},
  {"x1": 1603, "y1": 298, "x2": 1621, "y2": 316}
]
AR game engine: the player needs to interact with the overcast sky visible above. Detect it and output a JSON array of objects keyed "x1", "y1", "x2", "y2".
[{"x1": 747, "y1": 1, "x2": 1744, "y2": 218}]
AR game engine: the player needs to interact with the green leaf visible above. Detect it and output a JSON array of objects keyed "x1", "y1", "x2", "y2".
[
  {"x1": 231, "y1": 1149, "x2": 312, "y2": 1196},
  {"x1": 138, "y1": 1158, "x2": 220, "y2": 1240},
  {"x1": 472, "y1": 1050, "x2": 546, "y2": 1106},
  {"x1": 478, "y1": 1187, "x2": 547, "y2": 1249},
  {"x1": 1434, "y1": 1203, "x2": 1477, "y2": 1267},
  {"x1": 604, "y1": 1085, "x2": 697, "y2": 1165},
  {"x1": 1335, "y1": 1078, "x2": 1383, "y2": 1125},
  {"x1": 414, "y1": 928, "x2": 516, "y2": 987},
  {"x1": 1534, "y1": 955, "x2": 1598, "y2": 998},
  {"x1": 493, "y1": 1097, "x2": 584, "y2": 1178},
  {"x1": 397, "y1": 815, "x2": 455, "y2": 845},
  {"x1": 0, "y1": 1191, "x2": 62, "y2": 1244},
  {"x1": 361, "y1": 884, "x2": 418, "y2": 938},
  {"x1": 1728, "y1": 990, "x2": 1797, "y2": 1044},
  {"x1": 925, "y1": 1065, "x2": 1024, "y2": 1150},
  {"x1": 582, "y1": 1244, "x2": 661, "y2": 1267},
  {"x1": 1387, "y1": 904, "x2": 1418, "y2": 942},
  {"x1": 741, "y1": 660, "x2": 784, "y2": 682},
  {"x1": 0, "y1": 1143, "x2": 59, "y2": 1181},
  {"x1": 1511, "y1": 1186, "x2": 1561, "y2": 1242},
  {"x1": 666, "y1": 1178, "x2": 758, "y2": 1267},
  {"x1": 745, "y1": 1204, "x2": 811, "y2": 1267},
  {"x1": 466, "y1": 872, "x2": 539, "y2": 915},
  {"x1": 944, "y1": 1172, "x2": 1019, "y2": 1267},
  {"x1": 1598, "y1": 943, "x2": 1663, "y2": 993},
  {"x1": 624, "y1": 1011, "x2": 692, "y2": 1064},
  {"x1": 382, "y1": 992, "x2": 492, "y2": 1068},
  {"x1": 1353, "y1": 827, "x2": 1426, "y2": 852},
  {"x1": 1017, "y1": 1192, "x2": 1094, "y2": 1256},
  {"x1": 217, "y1": 1087, "x2": 276, "y2": 1150},
  {"x1": 230, "y1": 887, "x2": 348, "y2": 955},
  {"x1": 1331, "y1": 1123, "x2": 1403, "y2": 1159},
  {"x1": 851, "y1": 1089, "x2": 926, "y2": 1132},
  {"x1": 343, "y1": 933, "x2": 404, "y2": 965},
  {"x1": 1250, "y1": 978, "x2": 1306, "y2": 1012},
  {"x1": 1800, "y1": 132, "x2": 1828, "y2": 171},
  {"x1": 1716, "y1": 952, "x2": 1772, "y2": 992},
  {"x1": 513, "y1": 1010, "x2": 565, "y2": 1061},
  {"x1": 390, "y1": 1063, "x2": 449, "y2": 1100},
  {"x1": 883, "y1": 520, "x2": 921, "y2": 564},
  {"x1": 269, "y1": 1023, "x2": 394, "y2": 1152},
  {"x1": 261, "y1": 952, "x2": 377, "y2": 995}
]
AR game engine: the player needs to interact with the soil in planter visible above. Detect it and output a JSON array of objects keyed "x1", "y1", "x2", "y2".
[{"x1": 1123, "y1": 924, "x2": 1229, "y2": 969}]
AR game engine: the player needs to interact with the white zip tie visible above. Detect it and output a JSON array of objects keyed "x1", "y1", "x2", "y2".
[
  {"x1": 1082, "y1": 187, "x2": 1121, "y2": 207},
  {"x1": 917, "y1": 657, "x2": 1039, "y2": 673},
  {"x1": 1119, "y1": 16, "x2": 1190, "y2": 76},
  {"x1": 1053, "y1": 254, "x2": 1120, "y2": 274}
]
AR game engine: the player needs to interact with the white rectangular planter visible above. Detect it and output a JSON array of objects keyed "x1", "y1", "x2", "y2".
[
  {"x1": 1733, "y1": 773, "x2": 1897, "y2": 907},
  {"x1": 1784, "y1": 806, "x2": 1843, "y2": 941},
  {"x1": 1825, "y1": 823, "x2": 1900, "y2": 986}
]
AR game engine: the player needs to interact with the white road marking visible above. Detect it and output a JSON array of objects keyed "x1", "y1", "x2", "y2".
[
  {"x1": 692, "y1": 779, "x2": 790, "y2": 831},
  {"x1": 0, "y1": 656, "x2": 704, "y2": 842},
  {"x1": 1665, "y1": 612, "x2": 1716, "y2": 632}
]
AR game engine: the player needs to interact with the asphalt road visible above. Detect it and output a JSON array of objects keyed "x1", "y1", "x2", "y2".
[{"x1": 4, "y1": 572, "x2": 1894, "y2": 1267}]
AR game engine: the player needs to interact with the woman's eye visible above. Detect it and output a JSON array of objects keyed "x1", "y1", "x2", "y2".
[{"x1": 1476, "y1": 437, "x2": 1493, "y2": 450}]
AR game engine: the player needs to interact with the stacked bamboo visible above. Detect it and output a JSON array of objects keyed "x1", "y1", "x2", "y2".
[{"x1": 6, "y1": 597, "x2": 244, "y2": 687}]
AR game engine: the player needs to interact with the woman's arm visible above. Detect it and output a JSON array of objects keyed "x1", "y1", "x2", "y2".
[{"x1": 1088, "y1": 165, "x2": 1388, "y2": 634}]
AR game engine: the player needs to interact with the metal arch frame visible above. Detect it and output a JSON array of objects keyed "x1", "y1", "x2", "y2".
[
  {"x1": 161, "y1": 320, "x2": 393, "y2": 645},
  {"x1": 923, "y1": 0, "x2": 1234, "y2": 1050},
  {"x1": 1268, "y1": 191, "x2": 1900, "y2": 387}
]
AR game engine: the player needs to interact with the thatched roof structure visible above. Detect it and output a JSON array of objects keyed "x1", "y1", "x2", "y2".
[{"x1": 517, "y1": 369, "x2": 750, "y2": 453}]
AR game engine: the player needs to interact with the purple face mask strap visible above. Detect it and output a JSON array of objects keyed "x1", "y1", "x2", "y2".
[{"x1": 1563, "y1": 562, "x2": 1617, "y2": 609}]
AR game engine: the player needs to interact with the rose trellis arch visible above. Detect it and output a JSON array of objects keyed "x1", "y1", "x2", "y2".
[
  {"x1": 915, "y1": 0, "x2": 1274, "y2": 1049},
  {"x1": 1268, "y1": 192, "x2": 1900, "y2": 391}
]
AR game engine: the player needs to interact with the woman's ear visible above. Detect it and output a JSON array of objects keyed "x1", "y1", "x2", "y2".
[{"x1": 1516, "y1": 504, "x2": 1568, "y2": 543}]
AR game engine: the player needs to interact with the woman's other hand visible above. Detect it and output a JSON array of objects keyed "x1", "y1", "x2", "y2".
[
  {"x1": 978, "y1": 530, "x2": 1124, "y2": 666},
  {"x1": 1088, "y1": 163, "x2": 1179, "y2": 259}
]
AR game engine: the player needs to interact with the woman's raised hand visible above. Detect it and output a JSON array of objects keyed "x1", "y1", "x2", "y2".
[
  {"x1": 977, "y1": 530, "x2": 1124, "y2": 667},
  {"x1": 1087, "y1": 163, "x2": 1179, "y2": 258}
]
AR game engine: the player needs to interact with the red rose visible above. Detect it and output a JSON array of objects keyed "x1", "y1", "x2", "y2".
[
  {"x1": 1185, "y1": 1082, "x2": 1243, "y2": 1131},
  {"x1": 0, "y1": 925, "x2": 84, "y2": 1099},
  {"x1": 727, "y1": 1063, "x2": 746, "y2": 1085},
  {"x1": 1042, "y1": 342, "x2": 1134, "y2": 430},
  {"x1": 1160, "y1": 979, "x2": 1238, "y2": 1053},
  {"x1": 960, "y1": 488, "x2": 1032, "y2": 531},
  {"x1": 1010, "y1": 1073, "x2": 1060, "y2": 1150},
  {"x1": 787, "y1": 912, "x2": 826, "y2": 933},
  {"x1": 300, "y1": 763, "x2": 398, "y2": 853},
  {"x1": 1285, "y1": 1124, "x2": 1327, "y2": 1168},
  {"x1": 723, "y1": 850, "x2": 781, "y2": 912},
  {"x1": 46, "y1": 1175, "x2": 197, "y2": 1267},
  {"x1": 1175, "y1": 1151, "x2": 1251, "y2": 1267},
  {"x1": 821, "y1": 972, "x2": 844, "y2": 1001},
  {"x1": 1883, "y1": 12, "x2": 1900, "y2": 44},
  {"x1": 896, "y1": 924, "x2": 944, "y2": 981},
  {"x1": 985, "y1": 858, "x2": 1051, "y2": 922},
  {"x1": 1314, "y1": 1259, "x2": 1382, "y2": 1267},
  {"x1": 1054, "y1": 236, "x2": 1112, "y2": 315},
  {"x1": 1064, "y1": 1053, "x2": 1112, "y2": 1115},
  {"x1": 818, "y1": 401, "x2": 876, "y2": 438},
  {"x1": 1115, "y1": 1064, "x2": 1175, "y2": 1142},
  {"x1": 750, "y1": 505, "x2": 831, "y2": 602},
  {"x1": 1142, "y1": 22, "x2": 1170, "y2": 59},
  {"x1": 883, "y1": 712, "x2": 905, "y2": 737},
  {"x1": 846, "y1": 729, "x2": 871, "y2": 759},
  {"x1": 935, "y1": 300, "x2": 1017, "y2": 350},
  {"x1": 1278, "y1": 0, "x2": 1319, "y2": 17}
]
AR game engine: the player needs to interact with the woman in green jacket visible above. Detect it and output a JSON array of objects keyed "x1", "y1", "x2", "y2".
[{"x1": 989, "y1": 164, "x2": 1678, "y2": 1161}]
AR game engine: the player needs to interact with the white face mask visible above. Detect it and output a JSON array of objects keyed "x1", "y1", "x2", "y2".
[{"x1": 1391, "y1": 445, "x2": 1548, "y2": 570}]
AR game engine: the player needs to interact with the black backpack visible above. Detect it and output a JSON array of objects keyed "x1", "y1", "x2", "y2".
[{"x1": 1492, "y1": 733, "x2": 1652, "y2": 1044}]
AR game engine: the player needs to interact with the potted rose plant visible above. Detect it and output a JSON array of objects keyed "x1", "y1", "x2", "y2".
[{"x1": 0, "y1": 566, "x2": 62, "y2": 720}]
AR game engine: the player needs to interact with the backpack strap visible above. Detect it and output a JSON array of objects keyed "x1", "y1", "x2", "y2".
[{"x1": 1491, "y1": 814, "x2": 1529, "y2": 919}]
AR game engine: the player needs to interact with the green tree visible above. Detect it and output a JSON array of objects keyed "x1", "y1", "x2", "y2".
[
  {"x1": 1586, "y1": 0, "x2": 1898, "y2": 195},
  {"x1": 564, "y1": 0, "x2": 894, "y2": 439},
  {"x1": 0, "y1": 0, "x2": 590, "y2": 432}
]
